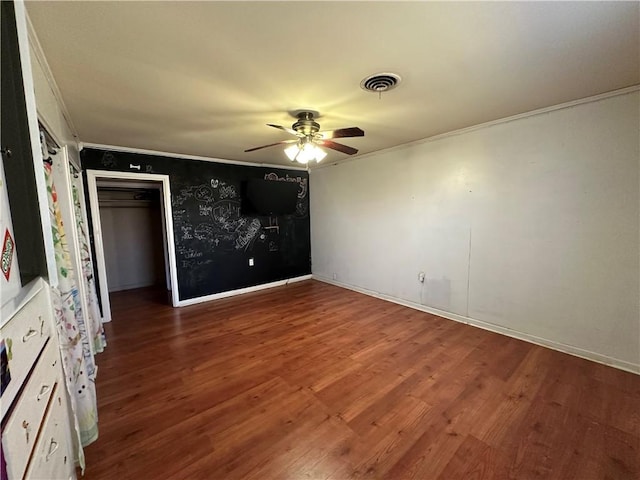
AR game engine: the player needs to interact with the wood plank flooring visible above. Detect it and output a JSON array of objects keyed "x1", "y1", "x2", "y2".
[{"x1": 81, "y1": 280, "x2": 640, "y2": 479}]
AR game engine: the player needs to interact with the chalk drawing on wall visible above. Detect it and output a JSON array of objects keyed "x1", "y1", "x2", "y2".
[
  {"x1": 100, "y1": 152, "x2": 117, "y2": 168},
  {"x1": 173, "y1": 176, "x2": 263, "y2": 254}
]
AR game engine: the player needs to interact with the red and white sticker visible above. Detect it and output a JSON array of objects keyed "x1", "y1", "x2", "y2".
[{"x1": 1, "y1": 229, "x2": 15, "y2": 281}]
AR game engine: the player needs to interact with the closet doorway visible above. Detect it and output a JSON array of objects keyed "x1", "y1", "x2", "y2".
[
  {"x1": 98, "y1": 182, "x2": 167, "y2": 291},
  {"x1": 86, "y1": 171, "x2": 179, "y2": 322}
]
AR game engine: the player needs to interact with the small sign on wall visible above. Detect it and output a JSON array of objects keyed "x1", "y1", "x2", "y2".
[{"x1": 1, "y1": 229, "x2": 14, "y2": 281}]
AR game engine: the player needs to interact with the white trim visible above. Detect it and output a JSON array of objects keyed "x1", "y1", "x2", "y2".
[
  {"x1": 25, "y1": 10, "x2": 80, "y2": 141},
  {"x1": 313, "y1": 275, "x2": 640, "y2": 375},
  {"x1": 176, "y1": 274, "x2": 312, "y2": 307},
  {"x1": 96, "y1": 180, "x2": 163, "y2": 190},
  {"x1": 86, "y1": 174, "x2": 111, "y2": 322},
  {"x1": 86, "y1": 170, "x2": 180, "y2": 322},
  {"x1": 14, "y1": 0, "x2": 58, "y2": 286},
  {"x1": 284, "y1": 275, "x2": 311, "y2": 284},
  {"x1": 158, "y1": 186, "x2": 172, "y2": 291},
  {"x1": 314, "y1": 85, "x2": 640, "y2": 171},
  {"x1": 81, "y1": 143, "x2": 308, "y2": 172}
]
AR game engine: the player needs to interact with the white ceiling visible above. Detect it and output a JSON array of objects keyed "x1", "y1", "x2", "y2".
[{"x1": 26, "y1": 1, "x2": 639, "y2": 168}]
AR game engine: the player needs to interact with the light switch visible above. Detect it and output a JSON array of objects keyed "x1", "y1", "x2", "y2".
[{"x1": 249, "y1": 258, "x2": 254, "y2": 266}]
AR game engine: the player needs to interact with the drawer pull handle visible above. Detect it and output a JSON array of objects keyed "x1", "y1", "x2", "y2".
[
  {"x1": 40, "y1": 316, "x2": 44, "y2": 335},
  {"x1": 22, "y1": 328, "x2": 38, "y2": 342},
  {"x1": 37, "y1": 384, "x2": 51, "y2": 401},
  {"x1": 22, "y1": 421, "x2": 31, "y2": 443},
  {"x1": 46, "y1": 438, "x2": 59, "y2": 461}
]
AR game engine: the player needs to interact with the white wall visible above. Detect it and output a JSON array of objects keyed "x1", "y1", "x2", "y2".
[
  {"x1": 311, "y1": 90, "x2": 640, "y2": 373},
  {"x1": 98, "y1": 193, "x2": 165, "y2": 292}
]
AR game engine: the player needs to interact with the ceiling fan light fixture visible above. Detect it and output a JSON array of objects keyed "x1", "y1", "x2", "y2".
[
  {"x1": 246, "y1": 110, "x2": 363, "y2": 163},
  {"x1": 296, "y1": 142, "x2": 317, "y2": 164},
  {"x1": 283, "y1": 141, "x2": 327, "y2": 164},
  {"x1": 284, "y1": 144, "x2": 299, "y2": 161},
  {"x1": 314, "y1": 147, "x2": 327, "y2": 162}
]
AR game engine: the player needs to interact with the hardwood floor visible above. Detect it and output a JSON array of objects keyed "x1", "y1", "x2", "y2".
[{"x1": 81, "y1": 280, "x2": 639, "y2": 479}]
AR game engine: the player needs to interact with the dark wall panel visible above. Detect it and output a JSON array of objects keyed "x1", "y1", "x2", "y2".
[
  {"x1": 81, "y1": 149, "x2": 310, "y2": 301},
  {"x1": 1, "y1": 0, "x2": 48, "y2": 286}
]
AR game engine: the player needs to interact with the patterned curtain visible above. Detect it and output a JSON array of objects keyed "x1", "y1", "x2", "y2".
[
  {"x1": 71, "y1": 176, "x2": 106, "y2": 354},
  {"x1": 44, "y1": 161, "x2": 99, "y2": 471}
]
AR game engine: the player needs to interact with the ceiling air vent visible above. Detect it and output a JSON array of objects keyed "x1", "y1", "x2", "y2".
[{"x1": 360, "y1": 72, "x2": 402, "y2": 93}]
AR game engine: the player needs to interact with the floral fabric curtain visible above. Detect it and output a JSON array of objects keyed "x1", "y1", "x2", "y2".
[
  {"x1": 44, "y1": 161, "x2": 99, "y2": 470},
  {"x1": 71, "y1": 174, "x2": 106, "y2": 354}
]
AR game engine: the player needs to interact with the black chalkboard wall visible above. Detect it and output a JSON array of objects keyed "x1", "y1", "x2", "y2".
[{"x1": 81, "y1": 148, "x2": 310, "y2": 301}]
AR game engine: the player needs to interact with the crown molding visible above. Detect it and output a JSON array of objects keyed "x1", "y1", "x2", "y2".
[
  {"x1": 82, "y1": 143, "x2": 309, "y2": 172},
  {"x1": 314, "y1": 85, "x2": 640, "y2": 171}
]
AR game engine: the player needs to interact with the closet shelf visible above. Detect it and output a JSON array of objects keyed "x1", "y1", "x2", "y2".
[{"x1": 98, "y1": 200, "x2": 154, "y2": 208}]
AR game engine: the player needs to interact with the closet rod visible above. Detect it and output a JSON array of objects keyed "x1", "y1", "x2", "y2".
[{"x1": 39, "y1": 125, "x2": 60, "y2": 165}]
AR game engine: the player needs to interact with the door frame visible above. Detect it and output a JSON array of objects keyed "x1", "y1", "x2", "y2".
[
  {"x1": 93, "y1": 179, "x2": 172, "y2": 292},
  {"x1": 86, "y1": 170, "x2": 179, "y2": 322}
]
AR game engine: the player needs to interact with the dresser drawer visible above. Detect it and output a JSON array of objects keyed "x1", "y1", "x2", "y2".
[
  {"x1": 24, "y1": 386, "x2": 73, "y2": 480},
  {"x1": 1, "y1": 285, "x2": 52, "y2": 414},
  {"x1": 2, "y1": 340, "x2": 60, "y2": 480}
]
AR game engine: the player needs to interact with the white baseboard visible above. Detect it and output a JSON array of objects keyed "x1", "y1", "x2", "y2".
[
  {"x1": 176, "y1": 274, "x2": 312, "y2": 307},
  {"x1": 313, "y1": 275, "x2": 640, "y2": 375}
]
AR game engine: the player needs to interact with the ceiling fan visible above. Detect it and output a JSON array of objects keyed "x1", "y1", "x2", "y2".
[{"x1": 244, "y1": 110, "x2": 364, "y2": 164}]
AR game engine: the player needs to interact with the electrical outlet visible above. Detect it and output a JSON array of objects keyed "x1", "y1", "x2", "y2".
[
  {"x1": 418, "y1": 272, "x2": 425, "y2": 283},
  {"x1": 249, "y1": 258, "x2": 254, "y2": 267},
  {"x1": 332, "y1": 273, "x2": 337, "y2": 280}
]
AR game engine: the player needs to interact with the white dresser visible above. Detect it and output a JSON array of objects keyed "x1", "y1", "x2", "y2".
[{"x1": 1, "y1": 278, "x2": 75, "y2": 480}]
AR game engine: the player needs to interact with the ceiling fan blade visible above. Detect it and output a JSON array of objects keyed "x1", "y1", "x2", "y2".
[
  {"x1": 244, "y1": 140, "x2": 296, "y2": 153},
  {"x1": 318, "y1": 140, "x2": 358, "y2": 155},
  {"x1": 267, "y1": 124, "x2": 298, "y2": 136},
  {"x1": 317, "y1": 127, "x2": 364, "y2": 140}
]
